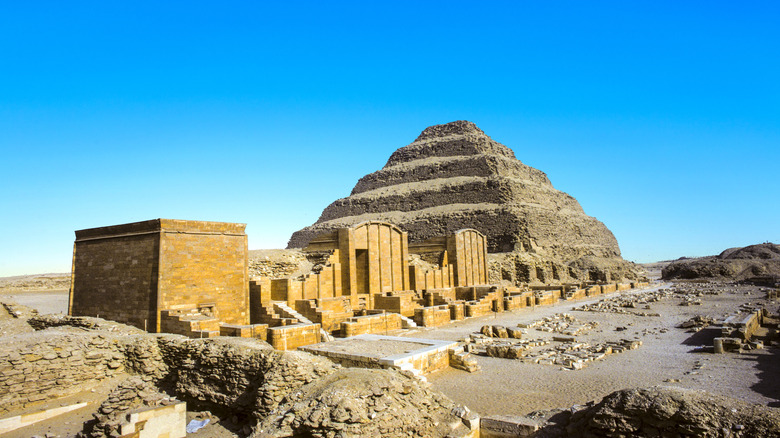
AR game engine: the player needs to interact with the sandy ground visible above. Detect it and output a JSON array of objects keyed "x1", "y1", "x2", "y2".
[{"x1": 402, "y1": 282, "x2": 780, "y2": 416}]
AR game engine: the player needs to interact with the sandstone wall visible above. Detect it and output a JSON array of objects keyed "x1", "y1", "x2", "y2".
[
  {"x1": 70, "y1": 219, "x2": 249, "y2": 332},
  {"x1": 157, "y1": 220, "x2": 249, "y2": 327}
]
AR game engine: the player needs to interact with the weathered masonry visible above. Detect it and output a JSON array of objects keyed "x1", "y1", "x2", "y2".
[{"x1": 69, "y1": 219, "x2": 249, "y2": 332}]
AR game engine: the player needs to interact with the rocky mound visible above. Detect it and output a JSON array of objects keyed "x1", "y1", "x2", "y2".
[
  {"x1": 252, "y1": 367, "x2": 475, "y2": 438},
  {"x1": 662, "y1": 243, "x2": 780, "y2": 281},
  {"x1": 529, "y1": 386, "x2": 780, "y2": 437},
  {"x1": 288, "y1": 120, "x2": 639, "y2": 283}
]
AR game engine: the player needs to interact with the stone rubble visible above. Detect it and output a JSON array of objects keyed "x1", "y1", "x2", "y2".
[
  {"x1": 460, "y1": 331, "x2": 641, "y2": 370},
  {"x1": 571, "y1": 286, "x2": 714, "y2": 316},
  {"x1": 517, "y1": 313, "x2": 598, "y2": 336},
  {"x1": 679, "y1": 315, "x2": 716, "y2": 332},
  {"x1": 81, "y1": 376, "x2": 178, "y2": 438},
  {"x1": 252, "y1": 368, "x2": 477, "y2": 438}
]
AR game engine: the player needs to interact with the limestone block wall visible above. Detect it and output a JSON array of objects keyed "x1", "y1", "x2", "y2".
[
  {"x1": 504, "y1": 292, "x2": 533, "y2": 310},
  {"x1": 351, "y1": 222, "x2": 409, "y2": 294},
  {"x1": 586, "y1": 285, "x2": 602, "y2": 296},
  {"x1": 69, "y1": 226, "x2": 160, "y2": 331},
  {"x1": 535, "y1": 291, "x2": 558, "y2": 306},
  {"x1": 409, "y1": 264, "x2": 455, "y2": 290},
  {"x1": 267, "y1": 324, "x2": 322, "y2": 350},
  {"x1": 414, "y1": 305, "x2": 451, "y2": 327},
  {"x1": 373, "y1": 292, "x2": 420, "y2": 317},
  {"x1": 601, "y1": 283, "x2": 617, "y2": 294},
  {"x1": 157, "y1": 220, "x2": 248, "y2": 327},
  {"x1": 70, "y1": 219, "x2": 249, "y2": 332},
  {"x1": 464, "y1": 301, "x2": 492, "y2": 318},
  {"x1": 340, "y1": 313, "x2": 403, "y2": 337},
  {"x1": 448, "y1": 229, "x2": 488, "y2": 287},
  {"x1": 449, "y1": 303, "x2": 465, "y2": 321},
  {"x1": 295, "y1": 298, "x2": 354, "y2": 333}
]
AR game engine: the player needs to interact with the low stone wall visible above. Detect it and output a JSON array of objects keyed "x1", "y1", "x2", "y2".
[
  {"x1": 267, "y1": 323, "x2": 321, "y2": 350},
  {"x1": 586, "y1": 285, "x2": 602, "y2": 296},
  {"x1": 341, "y1": 313, "x2": 403, "y2": 337},
  {"x1": 219, "y1": 323, "x2": 268, "y2": 340},
  {"x1": 566, "y1": 288, "x2": 587, "y2": 300},
  {"x1": 504, "y1": 293, "x2": 532, "y2": 310},
  {"x1": 465, "y1": 300, "x2": 493, "y2": 318},
  {"x1": 0, "y1": 330, "x2": 126, "y2": 413},
  {"x1": 534, "y1": 291, "x2": 557, "y2": 306},
  {"x1": 414, "y1": 305, "x2": 451, "y2": 327},
  {"x1": 373, "y1": 292, "x2": 419, "y2": 317},
  {"x1": 449, "y1": 302, "x2": 465, "y2": 321},
  {"x1": 601, "y1": 283, "x2": 617, "y2": 294}
]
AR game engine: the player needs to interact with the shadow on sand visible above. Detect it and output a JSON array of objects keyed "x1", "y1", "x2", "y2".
[{"x1": 749, "y1": 342, "x2": 780, "y2": 407}]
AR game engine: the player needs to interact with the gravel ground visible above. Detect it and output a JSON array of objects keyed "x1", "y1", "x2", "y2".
[{"x1": 404, "y1": 282, "x2": 780, "y2": 416}]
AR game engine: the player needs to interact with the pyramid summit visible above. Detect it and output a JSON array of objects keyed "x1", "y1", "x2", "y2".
[{"x1": 289, "y1": 121, "x2": 636, "y2": 283}]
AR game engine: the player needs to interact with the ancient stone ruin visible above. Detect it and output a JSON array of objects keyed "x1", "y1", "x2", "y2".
[
  {"x1": 288, "y1": 120, "x2": 639, "y2": 283},
  {"x1": 69, "y1": 218, "x2": 649, "y2": 357}
]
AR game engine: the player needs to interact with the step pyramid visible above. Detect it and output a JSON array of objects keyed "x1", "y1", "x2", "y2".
[{"x1": 288, "y1": 121, "x2": 621, "y2": 266}]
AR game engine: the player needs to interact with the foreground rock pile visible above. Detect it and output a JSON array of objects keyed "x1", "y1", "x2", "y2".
[
  {"x1": 518, "y1": 313, "x2": 598, "y2": 336},
  {"x1": 253, "y1": 368, "x2": 477, "y2": 438},
  {"x1": 527, "y1": 386, "x2": 780, "y2": 437},
  {"x1": 83, "y1": 376, "x2": 178, "y2": 438}
]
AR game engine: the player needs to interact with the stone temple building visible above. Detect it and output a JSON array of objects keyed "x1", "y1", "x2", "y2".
[{"x1": 68, "y1": 219, "x2": 249, "y2": 333}]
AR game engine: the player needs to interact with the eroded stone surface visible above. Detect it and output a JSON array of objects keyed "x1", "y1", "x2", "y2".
[{"x1": 288, "y1": 120, "x2": 639, "y2": 283}]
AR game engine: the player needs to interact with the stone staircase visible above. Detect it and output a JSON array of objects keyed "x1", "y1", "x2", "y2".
[
  {"x1": 398, "y1": 314, "x2": 418, "y2": 328},
  {"x1": 295, "y1": 298, "x2": 355, "y2": 335},
  {"x1": 273, "y1": 302, "x2": 334, "y2": 342},
  {"x1": 255, "y1": 305, "x2": 297, "y2": 327},
  {"x1": 448, "y1": 346, "x2": 481, "y2": 373},
  {"x1": 160, "y1": 309, "x2": 220, "y2": 338}
]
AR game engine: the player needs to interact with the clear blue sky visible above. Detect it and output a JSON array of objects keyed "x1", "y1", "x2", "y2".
[{"x1": 1, "y1": 1, "x2": 778, "y2": 276}]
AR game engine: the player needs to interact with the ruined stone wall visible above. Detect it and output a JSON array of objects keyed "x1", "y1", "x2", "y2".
[
  {"x1": 373, "y1": 292, "x2": 420, "y2": 317},
  {"x1": 1, "y1": 320, "x2": 337, "y2": 419},
  {"x1": 340, "y1": 313, "x2": 403, "y2": 337},
  {"x1": 267, "y1": 324, "x2": 322, "y2": 350},
  {"x1": 414, "y1": 305, "x2": 451, "y2": 327},
  {"x1": 157, "y1": 220, "x2": 249, "y2": 327},
  {"x1": 409, "y1": 264, "x2": 455, "y2": 290},
  {"x1": 0, "y1": 330, "x2": 126, "y2": 413}
]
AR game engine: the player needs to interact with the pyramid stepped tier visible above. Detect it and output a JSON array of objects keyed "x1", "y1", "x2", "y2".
[
  {"x1": 351, "y1": 155, "x2": 551, "y2": 195},
  {"x1": 288, "y1": 120, "x2": 622, "y2": 265}
]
